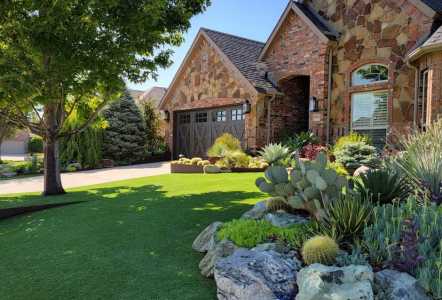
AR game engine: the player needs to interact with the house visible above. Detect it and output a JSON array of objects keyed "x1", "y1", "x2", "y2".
[
  {"x1": 160, "y1": 0, "x2": 442, "y2": 158},
  {"x1": 0, "y1": 130, "x2": 30, "y2": 156},
  {"x1": 136, "y1": 87, "x2": 168, "y2": 139}
]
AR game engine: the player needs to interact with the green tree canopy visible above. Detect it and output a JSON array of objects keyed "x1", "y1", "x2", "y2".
[{"x1": 0, "y1": 0, "x2": 210, "y2": 195}]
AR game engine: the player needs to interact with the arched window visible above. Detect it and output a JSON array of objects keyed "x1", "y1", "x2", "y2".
[
  {"x1": 350, "y1": 64, "x2": 389, "y2": 147},
  {"x1": 352, "y1": 64, "x2": 388, "y2": 86}
]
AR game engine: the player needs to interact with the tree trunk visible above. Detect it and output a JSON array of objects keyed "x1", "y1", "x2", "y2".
[{"x1": 43, "y1": 136, "x2": 65, "y2": 196}]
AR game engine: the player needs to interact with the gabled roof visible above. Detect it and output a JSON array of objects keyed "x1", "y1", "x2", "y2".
[
  {"x1": 259, "y1": 0, "x2": 339, "y2": 60},
  {"x1": 202, "y1": 28, "x2": 274, "y2": 91},
  {"x1": 421, "y1": 0, "x2": 442, "y2": 13},
  {"x1": 408, "y1": 25, "x2": 442, "y2": 61}
]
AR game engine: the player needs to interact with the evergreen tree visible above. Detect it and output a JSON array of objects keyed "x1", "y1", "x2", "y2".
[
  {"x1": 143, "y1": 102, "x2": 162, "y2": 155},
  {"x1": 102, "y1": 91, "x2": 146, "y2": 164}
]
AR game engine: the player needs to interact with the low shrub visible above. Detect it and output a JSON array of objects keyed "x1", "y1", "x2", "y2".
[
  {"x1": 327, "y1": 162, "x2": 349, "y2": 177},
  {"x1": 281, "y1": 131, "x2": 319, "y2": 153},
  {"x1": 334, "y1": 141, "x2": 380, "y2": 170},
  {"x1": 217, "y1": 219, "x2": 312, "y2": 249},
  {"x1": 362, "y1": 197, "x2": 442, "y2": 298},
  {"x1": 301, "y1": 235, "x2": 339, "y2": 266},
  {"x1": 299, "y1": 144, "x2": 327, "y2": 160},
  {"x1": 216, "y1": 150, "x2": 250, "y2": 169},
  {"x1": 207, "y1": 133, "x2": 242, "y2": 157},
  {"x1": 354, "y1": 168, "x2": 410, "y2": 205},
  {"x1": 28, "y1": 136, "x2": 44, "y2": 153},
  {"x1": 258, "y1": 143, "x2": 291, "y2": 166},
  {"x1": 333, "y1": 132, "x2": 372, "y2": 153}
]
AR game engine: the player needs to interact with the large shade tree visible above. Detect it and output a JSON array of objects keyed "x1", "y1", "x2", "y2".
[{"x1": 0, "y1": 0, "x2": 210, "y2": 195}]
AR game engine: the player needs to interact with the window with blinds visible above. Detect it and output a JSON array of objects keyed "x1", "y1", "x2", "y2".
[{"x1": 351, "y1": 91, "x2": 388, "y2": 147}]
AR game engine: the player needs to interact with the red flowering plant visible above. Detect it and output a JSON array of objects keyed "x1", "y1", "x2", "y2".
[{"x1": 299, "y1": 144, "x2": 328, "y2": 160}]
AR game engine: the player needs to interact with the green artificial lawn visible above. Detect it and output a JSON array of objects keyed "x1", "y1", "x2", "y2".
[{"x1": 0, "y1": 173, "x2": 265, "y2": 300}]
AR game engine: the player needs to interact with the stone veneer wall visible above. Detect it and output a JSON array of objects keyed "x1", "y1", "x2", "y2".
[
  {"x1": 415, "y1": 52, "x2": 442, "y2": 124},
  {"x1": 261, "y1": 10, "x2": 330, "y2": 141},
  {"x1": 308, "y1": 0, "x2": 434, "y2": 141},
  {"x1": 161, "y1": 35, "x2": 264, "y2": 152}
]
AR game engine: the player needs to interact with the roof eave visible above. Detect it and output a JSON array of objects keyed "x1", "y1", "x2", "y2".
[
  {"x1": 408, "y1": 43, "x2": 442, "y2": 62},
  {"x1": 409, "y1": 0, "x2": 437, "y2": 18}
]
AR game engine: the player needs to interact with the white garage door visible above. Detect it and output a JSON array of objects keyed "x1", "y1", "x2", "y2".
[{"x1": 0, "y1": 140, "x2": 27, "y2": 155}]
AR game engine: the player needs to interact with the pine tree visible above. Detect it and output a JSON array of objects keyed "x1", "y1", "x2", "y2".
[{"x1": 102, "y1": 91, "x2": 146, "y2": 164}]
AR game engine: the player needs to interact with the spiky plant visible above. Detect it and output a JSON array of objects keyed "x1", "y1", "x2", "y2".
[
  {"x1": 354, "y1": 168, "x2": 411, "y2": 204},
  {"x1": 397, "y1": 119, "x2": 442, "y2": 204},
  {"x1": 258, "y1": 143, "x2": 291, "y2": 166},
  {"x1": 302, "y1": 235, "x2": 339, "y2": 265},
  {"x1": 266, "y1": 197, "x2": 294, "y2": 213}
]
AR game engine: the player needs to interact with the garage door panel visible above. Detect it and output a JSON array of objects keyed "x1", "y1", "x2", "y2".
[{"x1": 175, "y1": 106, "x2": 245, "y2": 158}]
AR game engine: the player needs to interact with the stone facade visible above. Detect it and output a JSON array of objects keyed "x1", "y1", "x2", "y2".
[{"x1": 307, "y1": 0, "x2": 434, "y2": 141}]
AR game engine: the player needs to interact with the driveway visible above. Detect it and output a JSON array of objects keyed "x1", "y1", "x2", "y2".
[{"x1": 0, "y1": 162, "x2": 170, "y2": 195}]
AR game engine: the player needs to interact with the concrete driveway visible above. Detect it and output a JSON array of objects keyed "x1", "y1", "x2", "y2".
[{"x1": 0, "y1": 162, "x2": 170, "y2": 195}]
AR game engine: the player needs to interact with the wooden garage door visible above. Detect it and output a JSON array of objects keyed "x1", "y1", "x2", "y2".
[{"x1": 175, "y1": 106, "x2": 245, "y2": 158}]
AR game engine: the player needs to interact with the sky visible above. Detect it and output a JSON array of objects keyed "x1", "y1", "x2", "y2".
[{"x1": 127, "y1": 0, "x2": 289, "y2": 92}]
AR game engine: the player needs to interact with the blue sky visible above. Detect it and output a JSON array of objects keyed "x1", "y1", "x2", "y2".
[{"x1": 127, "y1": 0, "x2": 288, "y2": 91}]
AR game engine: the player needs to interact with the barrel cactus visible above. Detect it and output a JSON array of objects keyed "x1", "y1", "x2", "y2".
[
  {"x1": 266, "y1": 197, "x2": 293, "y2": 213},
  {"x1": 255, "y1": 152, "x2": 347, "y2": 220},
  {"x1": 302, "y1": 235, "x2": 339, "y2": 265}
]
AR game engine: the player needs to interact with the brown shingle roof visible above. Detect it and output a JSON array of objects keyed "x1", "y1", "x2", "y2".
[
  {"x1": 202, "y1": 28, "x2": 274, "y2": 91},
  {"x1": 421, "y1": 0, "x2": 442, "y2": 13},
  {"x1": 422, "y1": 25, "x2": 442, "y2": 47}
]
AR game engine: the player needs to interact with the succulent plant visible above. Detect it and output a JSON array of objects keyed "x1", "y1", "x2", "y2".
[
  {"x1": 258, "y1": 143, "x2": 291, "y2": 166},
  {"x1": 190, "y1": 157, "x2": 203, "y2": 165},
  {"x1": 255, "y1": 152, "x2": 347, "y2": 220},
  {"x1": 265, "y1": 197, "x2": 293, "y2": 213},
  {"x1": 197, "y1": 160, "x2": 211, "y2": 167},
  {"x1": 302, "y1": 235, "x2": 339, "y2": 265}
]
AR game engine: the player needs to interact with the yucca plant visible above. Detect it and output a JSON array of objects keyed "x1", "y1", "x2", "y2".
[
  {"x1": 314, "y1": 191, "x2": 373, "y2": 244},
  {"x1": 258, "y1": 143, "x2": 291, "y2": 166},
  {"x1": 354, "y1": 168, "x2": 411, "y2": 205},
  {"x1": 397, "y1": 120, "x2": 442, "y2": 204}
]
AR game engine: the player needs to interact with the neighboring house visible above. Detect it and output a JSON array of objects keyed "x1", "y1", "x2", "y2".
[
  {"x1": 136, "y1": 87, "x2": 168, "y2": 139},
  {"x1": 160, "y1": 0, "x2": 442, "y2": 158},
  {"x1": 0, "y1": 130, "x2": 30, "y2": 155}
]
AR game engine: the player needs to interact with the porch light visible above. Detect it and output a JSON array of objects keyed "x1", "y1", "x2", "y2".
[
  {"x1": 162, "y1": 110, "x2": 170, "y2": 122},
  {"x1": 243, "y1": 100, "x2": 251, "y2": 114},
  {"x1": 309, "y1": 96, "x2": 319, "y2": 112}
]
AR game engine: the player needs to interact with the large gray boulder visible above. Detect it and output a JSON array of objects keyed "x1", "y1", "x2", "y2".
[
  {"x1": 214, "y1": 249, "x2": 300, "y2": 300},
  {"x1": 199, "y1": 239, "x2": 238, "y2": 278},
  {"x1": 374, "y1": 269, "x2": 430, "y2": 300},
  {"x1": 241, "y1": 201, "x2": 267, "y2": 220},
  {"x1": 296, "y1": 264, "x2": 374, "y2": 300},
  {"x1": 264, "y1": 212, "x2": 309, "y2": 228},
  {"x1": 192, "y1": 222, "x2": 223, "y2": 253}
]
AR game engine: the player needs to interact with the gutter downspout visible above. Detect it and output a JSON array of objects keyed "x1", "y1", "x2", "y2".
[
  {"x1": 267, "y1": 94, "x2": 276, "y2": 144},
  {"x1": 326, "y1": 47, "x2": 334, "y2": 144},
  {"x1": 406, "y1": 59, "x2": 419, "y2": 129}
]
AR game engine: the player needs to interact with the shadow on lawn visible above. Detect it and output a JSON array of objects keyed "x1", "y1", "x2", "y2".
[{"x1": 0, "y1": 183, "x2": 264, "y2": 222}]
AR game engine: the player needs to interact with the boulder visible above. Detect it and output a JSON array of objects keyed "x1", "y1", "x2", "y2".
[
  {"x1": 215, "y1": 249, "x2": 300, "y2": 300},
  {"x1": 374, "y1": 269, "x2": 430, "y2": 300},
  {"x1": 199, "y1": 239, "x2": 238, "y2": 278},
  {"x1": 296, "y1": 264, "x2": 374, "y2": 300},
  {"x1": 354, "y1": 165, "x2": 371, "y2": 177},
  {"x1": 264, "y1": 212, "x2": 309, "y2": 228},
  {"x1": 192, "y1": 222, "x2": 223, "y2": 253},
  {"x1": 241, "y1": 201, "x2": 267, "y2": 220}
]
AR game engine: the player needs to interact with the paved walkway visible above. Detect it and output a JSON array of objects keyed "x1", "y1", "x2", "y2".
[{"x1": 0, "y1": 162, "x2": 170, "y2": 195}]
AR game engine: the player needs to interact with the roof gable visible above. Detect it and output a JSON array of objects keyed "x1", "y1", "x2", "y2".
[
  {"x1": 420, "y1": 0, "x2": 442, "y2": 13},
  {"x1": 259, "y1": 1, "x2": 338, "y2": 60}
]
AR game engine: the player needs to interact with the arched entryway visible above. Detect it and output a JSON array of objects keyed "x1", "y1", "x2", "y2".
[{"x1": 274, "y1": 75, "x2": 310, "y2": 138}]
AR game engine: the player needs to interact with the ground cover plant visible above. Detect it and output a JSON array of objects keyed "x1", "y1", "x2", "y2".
[{"x1": 0, "y1": 173, "x2": 265, "y2": 300}]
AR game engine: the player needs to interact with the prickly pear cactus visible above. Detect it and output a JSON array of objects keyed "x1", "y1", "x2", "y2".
[{"x1": 255, "y1": 152, "x2": 347, "y2": 220}]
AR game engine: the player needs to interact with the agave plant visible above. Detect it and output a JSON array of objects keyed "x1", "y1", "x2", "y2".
[
  {"x1": 354, "y1": 168, "x2": 411, "y2": 204},
  {"x1": 396, "y1": 120, "x2": 442, "y2": 204},
  {"x1": 258, "y1": 143, "x2": 291, "y2": 166}
]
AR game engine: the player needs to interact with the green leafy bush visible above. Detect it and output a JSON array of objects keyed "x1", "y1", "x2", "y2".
[
  {"x1": 216, "y1": 150, "x2": 251, "y2": 168},
  {"x1": 281, "y1": 131, "x2": 318, "y2": 153},
  {"x1": 217, "y1": 219, "x2": 312, "y2": 249},
  {"x1": 28, "y1": 136, "x2": 43, "y2": 153},
  {"x1": 333, "y1": 132, "x2": 372, "y2": 153},
  {"x1": 334, "y1": 142, "x2": 380, "y2": 170},
  {"x1": 314, "y1": 192, "x2": 373, "y2": 243},
  {"x1": 207, "y1": 133, "x2": 242, "y2": 157},
  {"x1": 327, "y1": 162, "x2": 349, "y2": 177},
  {"x1": 258, "y1": 143, "x2": 291, "y2": 166},
  {"x1": 256, "y1": 153, "x2": 347, "y2": 220},
  {"x1": 354, "y1": 168, "x2": 410, "y2": 205},
  {"x1": 396, "y1": 119, "x2": 442, "y2": 204},
  {"x1": 362, "y1": 197, "x2": 442, "y2": 298}
]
